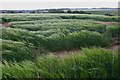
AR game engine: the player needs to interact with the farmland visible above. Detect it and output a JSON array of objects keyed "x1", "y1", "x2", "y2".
[
  {"x1": 1, "y1": 9, "x2": 120, "y2": 79},
  {"x1": 69, "y1": 9, "x2": 118, "y2": 16}
]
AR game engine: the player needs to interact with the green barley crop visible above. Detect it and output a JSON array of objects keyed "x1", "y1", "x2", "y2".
[{"x1": 2, "y1": 47, "x2": 119, "y2": 78}]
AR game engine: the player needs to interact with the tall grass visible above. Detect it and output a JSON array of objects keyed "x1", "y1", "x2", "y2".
[
  {"x1": 2, "y1": 27, "x2": 113, "y2": 52},
  {"x1": 1, "y1": 13, "x2": 119, "y2": 79},
  {"x1": 2, "y1": 47, "x2": 119, "y2": 78},
  {"x1": 1, "y1": 14, "x2": 61, "y2": 23},
  {"x1": 1, "y1": 27, "x2": 46, "y2": 46},
  {"x1": 9, "y1": 19, "x2": 106, "y2": 34},
  {"x1": 2, "y1": 39, "x2": 35, "y2": 62},
  {"x1": 107, "y1": 23, "x2": 120, "y2": 37},
  {"x1": 45, "y1": 30, "x2": 113, "y2": 51},
  {"x1": 1, "y1": 13, "x2": 119, "y2": 23}
]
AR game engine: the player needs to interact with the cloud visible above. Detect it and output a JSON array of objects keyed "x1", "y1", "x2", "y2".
[{"x1": 1, "y1": 2, "x2": 118, "y2": 10}]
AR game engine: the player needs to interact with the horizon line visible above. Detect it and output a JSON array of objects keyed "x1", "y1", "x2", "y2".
[{"x1": 0, "y1": 7, "x2": 119, "y2": 10}]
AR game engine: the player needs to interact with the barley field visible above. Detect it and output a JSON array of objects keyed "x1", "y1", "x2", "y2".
[{"x1": 1, "y1": 9, "x2": 120, "y2": 79}]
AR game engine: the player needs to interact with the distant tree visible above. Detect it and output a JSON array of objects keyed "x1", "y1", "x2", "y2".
[
  {"x1": 10, "y1": 10, "x2": 15, "y2": 13},
  {"x1": 48, "y1": 9, "x2": 65, "y2": 13},
  {"x1": 1, "y1": 11, "x2": 5, "y2": 13},
  {"x1": 70, "y1": 10, "x2": 87, "y2": 14},
  {"x1": 72, "y1": 10, "x2": 80, "y2": 14},
  {"x1": 79, "y1": 11, "x2": 86, "y2": 14},
  {"x1": 30, "y1": 11, "x2": 36, "y2": 13},
  {"x1": 67, "y1": 10, "x2": 72, "y2": 13}
]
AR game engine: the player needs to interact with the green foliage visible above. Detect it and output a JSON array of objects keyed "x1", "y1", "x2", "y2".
[
  {"x1": 60, "y1": 15, "x2": 118, "y2": 22},
  {"x1": 2, "y1": 40, "x2": 35, "y2": 62},
  {"x1": 78, "y1": 9, "x2": 118, "y2": 16},
  {"x1": 107, "y1": 23, "x2": 120, "y2": 37},
  {"x1": 1, "y1": 14, "x2": 61, "y2": 23},
  {"x1": 2, "y1": 48, "x2": 119, "y2": 78},
  {"x1": 44, "y1": 30, "x2": 113, "y2": 51},
  {"x1": 9, "y1": 19, "x2": 106, "y2": 34},
  {"x1": 2, "y1": 27, "x2": 34, "y2": 41},
  {"x1": 1, "y1": 13, "x2": 118, "y2": 23},
  {"x1": 48, "y1": 9, "x2": 65, "y2": 13},
  {"x1": 2, "y1": 27, "x2": 112, "y2": 52},
  {"x1": 1, "y1": 13, "x2": 118, "y2": 79},
  {"x1": 1, "y1": 27, "x2": 46, "y2": 46}
]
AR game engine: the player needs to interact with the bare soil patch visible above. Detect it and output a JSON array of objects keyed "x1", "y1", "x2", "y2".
[
  {"x1": 49, "y1": 48, "x2": 81, "y2": 56},
  {"x1": 110, "y1": 11, "x2": 116, "y2": 15}
]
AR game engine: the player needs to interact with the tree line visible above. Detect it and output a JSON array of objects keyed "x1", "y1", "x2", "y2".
[
  {"x1": 48, "y1": 9, "x2": 91, "y2": 14},
  {"x1": 1, "y1": 9, "x2": 91, "y2": 14}
]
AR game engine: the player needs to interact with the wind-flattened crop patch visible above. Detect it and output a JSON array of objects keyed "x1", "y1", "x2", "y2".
[
  {"x1": 2, "y1": 40, "x2": 35, "y2": 62},
  {"x1": 9, "y1": 19, "x2": 107, "y2": 34},
  {"x1": 2, "y1": 27, "x2": 113, "y2": 52}
]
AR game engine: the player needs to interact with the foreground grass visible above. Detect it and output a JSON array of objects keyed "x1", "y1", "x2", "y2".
[{"x1": 2, "y1": 47, "x2": 119, "y2": 79}]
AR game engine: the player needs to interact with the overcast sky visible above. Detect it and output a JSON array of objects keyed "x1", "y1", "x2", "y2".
[{"x1": 0, "y1": 0, "x2": 119, "y2": 10}]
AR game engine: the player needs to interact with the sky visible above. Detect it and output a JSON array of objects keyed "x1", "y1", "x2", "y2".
[{"x1": 0, "y1": 0, "x2": 119, "y2": 10}]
